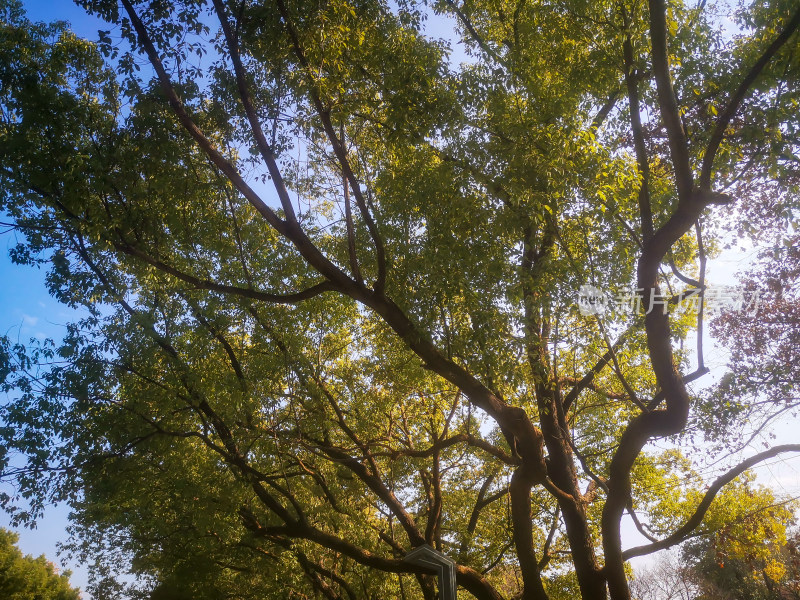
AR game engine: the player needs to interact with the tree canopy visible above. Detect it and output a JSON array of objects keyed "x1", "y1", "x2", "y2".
[
  {"x1": 0, "y1": 528, "x2": 81, "y2": 600},
  {"x1": 1, "y1": 0, "x2": 800, "y2": 599},
  {"x1": 632, "y1": 510, "x2": 800, "y2": 600}
]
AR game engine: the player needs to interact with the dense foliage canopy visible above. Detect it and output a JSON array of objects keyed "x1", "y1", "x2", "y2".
[
  {"x1": 1, "y1": 0, "x2": 800, "y2": 598},
  {"x1": 632, "y1": 518, "x2": 800, "y2": 600},
  {"x1": 0, "y1": 528, "x2": 81, "y2": 600},
  {"x1": 684, "y1": 527, "x2": 800, "y2": 600}
]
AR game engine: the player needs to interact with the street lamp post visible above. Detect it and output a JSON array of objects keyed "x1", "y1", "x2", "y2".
[{"x1": 403, "y1": 544, "x2": 457, "y2": 600}]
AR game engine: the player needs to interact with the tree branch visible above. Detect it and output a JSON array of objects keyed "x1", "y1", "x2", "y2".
[
  {"x1": 115, "y1": 237, "x2": 336, "y2": 303},
  {"x1": 699, "y1": 6, "x2": 800, "y2": 190},
  {"x1": 623, "y1": 444, "x2": 800, "y2": 559},
  {"x1": 442, "y1": 0, "x2": 508, "y2": 69},
  {"x1": 622, "y1": 7, "x2": 654, "y2": 240},
  {"x1": 562, "y1": 325, "x2": 637, "y2": 413},
  {"x1": 119, "y1": 0, "x2": 359, "y2": 298},
  {"x1": 211, "y1": 0, "x2": 299, "y2": 223},
  {"x1": 274, "y1": 0, "x2": 387, "y2": 293},
  {"x1": 647, "y1": 0, "x2": 694, "y2": 200}
]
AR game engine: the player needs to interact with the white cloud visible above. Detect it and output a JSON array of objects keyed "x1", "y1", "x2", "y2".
[{"x1": 21, "y1": 314, "x2": 39, "y2": 327}]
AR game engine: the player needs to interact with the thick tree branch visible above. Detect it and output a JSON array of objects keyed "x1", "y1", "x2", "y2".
[
  {"x1": 591, "y1": 89, "x2": 621, "y2": 131},
  {"x1": 243, "y1": 511, "x2": 504, "y2": 600},
  {"x1": 647, "y1": 0, "x2": 693, "y2": 200},
  {"x1": 509, "y1": 466, "x2": 549, "y2": 600},
  {"x1": 315, "y1": 443, "x2": 426, "y2": 548}
]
